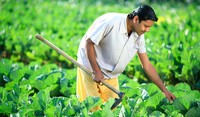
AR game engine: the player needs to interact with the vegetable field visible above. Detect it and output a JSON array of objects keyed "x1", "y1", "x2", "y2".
[{"x1": 0, "y1": 0, "x2": 200, "y2": 116}]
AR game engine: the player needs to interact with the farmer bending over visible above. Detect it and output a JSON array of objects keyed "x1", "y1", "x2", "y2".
[{"x1": 76, "y1": 4, "x2": 176, "y2": 111}]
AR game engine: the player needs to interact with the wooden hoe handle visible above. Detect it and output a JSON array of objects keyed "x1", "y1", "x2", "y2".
[{"x1": 35, "y1": 34, "x2": 122, "y2": 97}]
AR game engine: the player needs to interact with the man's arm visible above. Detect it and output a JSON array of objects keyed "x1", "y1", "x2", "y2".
[
  {"x1": 86, "y1": 38, "x2": 104, "y2": 83},
  {"x1": 138, "y1": 53, "x2": 176, "y2": 101}
]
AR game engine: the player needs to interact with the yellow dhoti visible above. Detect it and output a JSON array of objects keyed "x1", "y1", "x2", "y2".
[{"x1": 76, "y1": 68, "x2": 119, "y2": 111}]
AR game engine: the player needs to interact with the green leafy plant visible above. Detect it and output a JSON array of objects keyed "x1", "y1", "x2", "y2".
[
  {"x1": 1, "y1": 0, "x2": 200, "y2": 116},
  {"x1": 1, "y1": 59, "x2": 199, "y2": 116}
]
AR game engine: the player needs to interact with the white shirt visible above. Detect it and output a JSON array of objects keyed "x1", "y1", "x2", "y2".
[{"x1": 77, "y1": 13, "x2": 146, "y2": 79}]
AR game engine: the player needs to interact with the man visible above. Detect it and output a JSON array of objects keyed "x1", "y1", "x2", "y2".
[{"x1": 76, "y1": 4, "x2": 176, "y2": 109}]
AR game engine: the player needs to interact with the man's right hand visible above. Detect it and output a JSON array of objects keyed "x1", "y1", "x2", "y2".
[{"x1": 92, "y1": 71, "x2": 104, "y2": 84}]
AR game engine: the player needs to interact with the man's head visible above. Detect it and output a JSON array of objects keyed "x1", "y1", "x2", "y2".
[
  {"x1": 128, "y1": 4, "x2": 158, "y2": 22},
  {"x1": 127, "y1": 5, "x2": 158, "y2": 36}
]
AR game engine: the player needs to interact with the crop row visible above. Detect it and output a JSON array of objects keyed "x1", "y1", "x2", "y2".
[{"x1": 0, "y1": 59, "x2": 200, "y2": 116}]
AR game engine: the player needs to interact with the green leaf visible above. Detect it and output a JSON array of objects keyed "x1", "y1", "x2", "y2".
[
  {"x1": 63, "y1": 95, "x2": 83, "y2": 116},
  {"x1": 65, "y1": 68, "x2": 77, "y2": 80},
  {"x1": 0, "y1": 87, "x2": 7, "y2": 102},
  {"x1": 26, "y1": 51, "x2": 35, "y2": 60},
  {"x1": 32, "y1": 79, "x2": 47, "y2": 90},
  {"x1": 169, "y1": 111, "x2": 184, "y2": 117},
  {"x1": 185, "y1": 107, "x2": 200, "y2": 117},
  {"x1": 5, "y1": 40, "x2": 12, "y2": 50},
  {"x1": 30, "y1": 95, "x2": 42, "y2": 111},
  {"x1": 17, "y1": 107, "x2": 35, "y2": 117},
  {"x1": 132, "y1": 102, "x2": 148, "y2": 117},
  {"x1": 0, "y1": 102, "x2": 14, "y2": 114},
  {"x1": 118, "y1": 74, "x2": 130, "y2": 85},
  {"x1": 93, "y1": 98, "x2": 115, "y2": 117},
  {"x1": 161, "y1": 104, "x2": 179, "y2": 115},
  {"x1": 5, "y1": 81, "x2": 18, "y2": 90},
  {"x1": 6, "y1": 85, "x2": 20, "y2": 103},
  {"x1": 50, "y1": 97, "x2": 66, "y2": 107},
  {"x1": 126, "y1": 79, "x2": 140, "y2": 89},
  {"x1": 44, "y1": 106, "x2": 56, "y2": 116},
  {"x1": 0, "y1": 59, "x2": 12, "y2": 75},
  {"x1": 45, "y1": 70, "x2": 61, "y2": 85},
  {"x1": 60, "y1": 77, "x2": 70, "y2": 96},
  {"x1": 173, "y1": 90, "x2": 199, "y2": 111},
  {"x1": 122, "y1": 88, "x2": 141, "y2": 98},
  {"x1": 18, "y1": 84, "x2": 34, "y2": 104},
  {"x1": 42, "y1": 64, "x2": 59, "y2": 73},
  {"x1": 28, "y1": 68, "x2": 44, "y2": 81},
  {"x1": 37, "y1": 87, "x2": 51, "y2": 110},
  {"x1": 15, "y1": 44, "x2": 22, "y2": 53},
  {"x1": 49, "y1": 84, "x2": 60, "y2": 97},
  {"x1": 10, "y1": 68, "x2": 25, "y2": 81},
  {"x1": 149, "y1": 111, "x2": 165, "y2": 117},
  {"x1": 63, "y1": 106, "x2": 76, "y2": 116},
  {"x1": 83, "y1": 96, "x2": 102, "y2": 111},
  {"x1": 175, "y1": 83, "x2": 191, "y2": 92},
  {"x1": 141, "y1": 83, "x2": 160, "y2": 96},
  {"x1": 45, "y1": 102, "x2": 62, "y2": 117},
  {"x1": 173, "y1": 98, "x2": 188, "y2": 110},
  {"x1": 145, "y1": 92, "x2": 165, "y2": 109},
  {"x1": 192, "y1": 90, "x2": 200, "y2": 99},
  {"x1": 13, "y1": 84, "x2": 20, "y2": 97},
  {"x1": 123, "y1": 98, "x2": 137, "y2": 114}
]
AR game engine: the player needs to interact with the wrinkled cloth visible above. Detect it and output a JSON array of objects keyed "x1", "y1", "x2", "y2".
[
  {"x1": 77, "y1": 13, "x2": 146, "y2": 79},
  {"x1": 76, "y1": 68, "x2": 119, "y2": 102}
]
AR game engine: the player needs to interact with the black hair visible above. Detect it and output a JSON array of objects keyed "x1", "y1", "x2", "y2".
[{"x1": 128, "y1": 5, "x2": 158, "y2": 22}]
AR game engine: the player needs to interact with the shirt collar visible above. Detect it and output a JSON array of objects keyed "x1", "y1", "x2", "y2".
[
  {"x1": 133, "y1": 31, "x2": 139, "y2": 38},
  {"x1": 119, "y1": 15, "x2": 140, "y2": 39}
]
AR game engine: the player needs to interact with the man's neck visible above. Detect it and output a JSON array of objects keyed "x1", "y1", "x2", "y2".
[{"x1": 126, "y1": 17, "x2": 134, "y2": 37}]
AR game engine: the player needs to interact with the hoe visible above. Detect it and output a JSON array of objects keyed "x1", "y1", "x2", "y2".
[{"x1": 35, "y1": 34, "x2": 125, "y2": 110}]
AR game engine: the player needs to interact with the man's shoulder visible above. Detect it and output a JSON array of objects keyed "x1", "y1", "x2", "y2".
[
  {"x1": 103, "y1": 12, "x2": 126, "y2": 16},
  {"x1": 100, "y1": 12, "x2": 127, "y2": 19},
  {"x1": 96, "y1": 13, "x2": 126, "y2": 25}
]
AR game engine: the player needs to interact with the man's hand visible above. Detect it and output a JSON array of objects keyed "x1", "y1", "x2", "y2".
[
  {"x1": 92, "y1": 71, "x2": 104, "y2": 85},
  {"x1": 163, "y1": 90, "x2": 176, "y2": 102}
]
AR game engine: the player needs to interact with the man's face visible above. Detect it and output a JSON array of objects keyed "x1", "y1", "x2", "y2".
[{"x1": 133, "y1": 18, "x2": 154, "y2": 36}]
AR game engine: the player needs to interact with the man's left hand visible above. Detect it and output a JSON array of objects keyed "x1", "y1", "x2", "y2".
[{"x1": 163, "y1": 90, "x2": 176, "y2": 102}]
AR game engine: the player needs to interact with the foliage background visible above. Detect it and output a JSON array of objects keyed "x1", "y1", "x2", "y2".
[
  {"x1": 1, "y1": 0, "x2": 199, "y2": 89},
  {"x1": 0, "y1": 0, "x2": 200, "y2": 116}
]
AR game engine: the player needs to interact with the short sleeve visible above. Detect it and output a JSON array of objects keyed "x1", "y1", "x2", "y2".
[{"x1": 86, "y1": 17, "x2": 113, "y2": 45}]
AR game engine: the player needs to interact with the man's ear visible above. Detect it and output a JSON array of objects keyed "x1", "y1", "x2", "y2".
[{"x1": 133, "y1": 15, "x2": 139, "y2": 23}]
